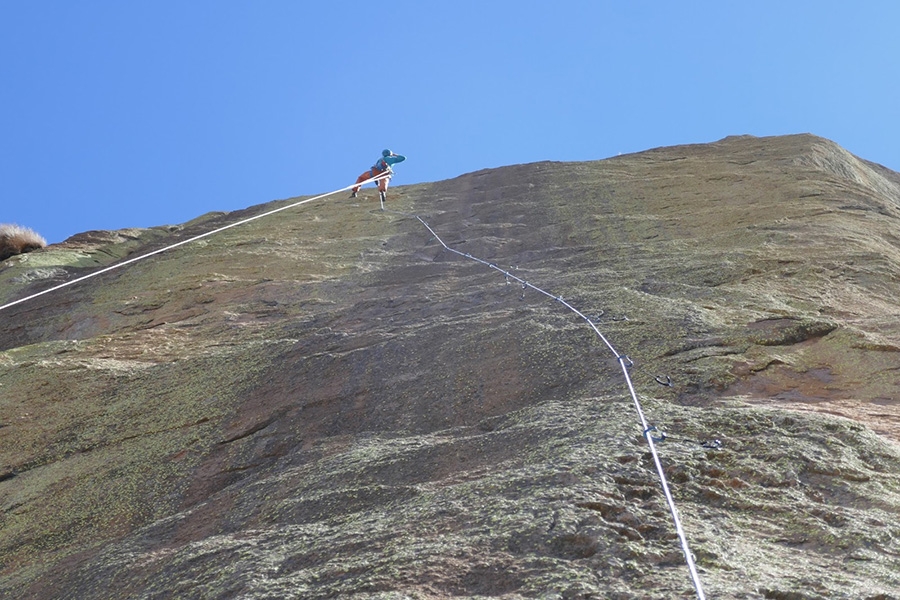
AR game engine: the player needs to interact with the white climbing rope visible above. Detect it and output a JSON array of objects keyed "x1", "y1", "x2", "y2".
[
  {"x1": 1, "y1": 171, "x2": 706, "y2": 598},
  {"x1": 386, "y1": 202, "x2": 707, "y2": 600},
  {"x1": 0, "y1": 172, "x2": 391, "y2": 314}
]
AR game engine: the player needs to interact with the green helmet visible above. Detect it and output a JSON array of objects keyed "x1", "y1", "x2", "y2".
[{"x1": 382, "y1": 149, "x2": 392, "y2": 157}]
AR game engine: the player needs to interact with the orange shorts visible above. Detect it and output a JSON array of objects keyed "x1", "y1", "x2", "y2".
[{"x1": 352, "y1": 167, "x2": 390, "y2": 193}]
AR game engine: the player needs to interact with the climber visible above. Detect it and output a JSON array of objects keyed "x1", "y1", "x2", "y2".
[{"x1": 350, "y1": 149, "x2": 406, "y2": 202}]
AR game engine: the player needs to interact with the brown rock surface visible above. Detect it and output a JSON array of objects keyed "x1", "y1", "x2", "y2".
[{"x1": 2, "y1": 134, "x2": 900, "y2": 598}]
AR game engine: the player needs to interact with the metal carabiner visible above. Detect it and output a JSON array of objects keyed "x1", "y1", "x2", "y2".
[
  {"x1": 644, "y1": 426, "x2": 666, "y2": 443},
  {"x1": 655, "y1": 375, "x2": 674, "y2": 387}
]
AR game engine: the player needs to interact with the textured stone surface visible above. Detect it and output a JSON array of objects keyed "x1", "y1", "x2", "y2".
[{"x1": 2, "y1": 134, "x2": 900, "y2": 599}]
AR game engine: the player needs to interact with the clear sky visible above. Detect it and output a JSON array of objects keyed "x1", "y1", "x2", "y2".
[{"x1": 2, "y1": 1, "x2": 898, "y2": 244}]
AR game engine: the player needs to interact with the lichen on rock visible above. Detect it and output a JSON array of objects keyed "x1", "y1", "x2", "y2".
[{"x1": 3, "y1": 134, "x2": 900, "y2": 599}]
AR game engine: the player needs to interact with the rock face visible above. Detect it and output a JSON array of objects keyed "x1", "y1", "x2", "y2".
[{"x1": 2, "y1": 134, "x2": 900, "y2": 599}]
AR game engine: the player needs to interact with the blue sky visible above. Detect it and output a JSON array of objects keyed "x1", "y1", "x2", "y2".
[{"x1": 2, "y1": 1, "x2": 898, "y2": 244}]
